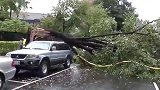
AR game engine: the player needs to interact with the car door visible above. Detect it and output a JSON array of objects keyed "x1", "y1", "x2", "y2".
[
  {"x1": 49, "y1": 44, "x2": 66, "y2": 65},
  {"x1": 56, "y1": 43, "x2": 69, "y2": 64}
]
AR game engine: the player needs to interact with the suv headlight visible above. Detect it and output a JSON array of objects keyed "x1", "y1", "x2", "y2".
[{"x1": 26, "y1": 55, "x2": 40, "y2": 59}]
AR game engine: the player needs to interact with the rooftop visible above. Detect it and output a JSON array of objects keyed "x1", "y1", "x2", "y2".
[{"x1": 12, "y1": 12, "x2": 48, "y2": 20}]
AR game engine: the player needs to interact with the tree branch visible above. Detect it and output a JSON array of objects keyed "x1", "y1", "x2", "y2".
[
  {"x1": 29, "y1": 19, "x2": 160, "y2": 55},
  {"x1": 86, "y1": 18, "x2": 160, "y2": 39}
]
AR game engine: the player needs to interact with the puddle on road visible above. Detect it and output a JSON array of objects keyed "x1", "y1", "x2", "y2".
[{"x1": 19, "y1": 66, "x2": 156, "y2": 90}]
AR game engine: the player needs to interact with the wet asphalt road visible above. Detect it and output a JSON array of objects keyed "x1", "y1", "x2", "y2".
[
  {"x1": 13, "y1": 66, "x2": 159, "y2": 90},
  {"x1": 2, "y1": 64, "x2": 160, "y2": 90},
  {"x1": 2, "y1": 64, "x2": 67, "y2": 90}
]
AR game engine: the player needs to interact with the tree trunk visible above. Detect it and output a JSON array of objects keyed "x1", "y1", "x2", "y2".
[{"x1": 9, "y1": 9, "x2": 12, "y2": 19}]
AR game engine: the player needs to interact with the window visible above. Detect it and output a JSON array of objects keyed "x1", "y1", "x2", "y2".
[
  {"x1": 55, "y1": 43, "x2": 70, "y2": 50},
  {"x1": 25, "y1": 42, "x2": 50, "y2": 50}
]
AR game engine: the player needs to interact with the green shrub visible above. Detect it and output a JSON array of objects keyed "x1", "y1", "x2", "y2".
[
  {"x1": 0, "y1": 41, "x2": 18, "y2": 55},
  {"x1": 0, "y1": 19, "x2": 30, "y2": 33}
]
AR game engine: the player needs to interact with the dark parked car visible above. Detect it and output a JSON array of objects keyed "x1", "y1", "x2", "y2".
[{"x1": 6, "y1": 41, "x2": 73, "y2": 77}]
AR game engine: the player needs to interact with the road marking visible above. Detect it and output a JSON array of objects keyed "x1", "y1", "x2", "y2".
[
  {"x1": 12, "y1": 65, "x2": 78, "y2": 90},
  {"x1": 8, "y1": 80, "x2": 28, "y2": 84},
  {"x1": 153, "y1": 82, "x2": 159, "y2": 90}
]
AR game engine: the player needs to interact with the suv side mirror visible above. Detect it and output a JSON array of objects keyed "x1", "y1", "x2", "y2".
[{"x1": 51, "y1": 46, "x2": 56, "y2": 51}]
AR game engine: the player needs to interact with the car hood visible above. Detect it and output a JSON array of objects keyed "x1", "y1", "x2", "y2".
[{"x1": 8, "y1": 49, "x2": 49, "y2": 55}]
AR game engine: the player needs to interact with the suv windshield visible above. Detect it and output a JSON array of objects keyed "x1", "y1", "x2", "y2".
[{"x1": 25, "y1": 42, "x2": 50, "y2": 50}]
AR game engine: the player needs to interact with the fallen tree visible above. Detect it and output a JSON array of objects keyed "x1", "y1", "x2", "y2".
[
  {"x1": 24, "y1": 18, "x2": 160, "y2": 79},
  {"x1": 26, "y1": 19, "x2": 160, "y2": 55},
  {"x1": 27, "y1": 28, "x2": 116, "y2": 55}
]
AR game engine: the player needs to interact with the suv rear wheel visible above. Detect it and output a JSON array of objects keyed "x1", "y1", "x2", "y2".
[
  {"x1": 37, "y1": 61, "x2": 49, "y2": 77},
  {"x1": 0, "y1": 74, "x2": 4, "y2": 90},
  {"x1": 63, "y1": 57, "x2": 71, "y2": 69}
]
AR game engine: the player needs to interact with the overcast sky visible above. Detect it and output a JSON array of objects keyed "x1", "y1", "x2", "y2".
[
  {"x1": 26, "y1": 0, "x2": 58, "y2": 14},
  {"x1": 26, "y1": 0, "x2": 160, "y2": 21}
]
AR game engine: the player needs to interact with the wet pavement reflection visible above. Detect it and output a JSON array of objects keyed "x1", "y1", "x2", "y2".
[{"x1": 19, "y1": 66, "x2": 157, "y2": 90}]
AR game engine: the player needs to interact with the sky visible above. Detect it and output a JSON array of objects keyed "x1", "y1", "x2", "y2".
[
  {"x1": 26, "y1": 0, "x2": 160, "y2": 21},
  {"x1": 26, "y1": 0, "x2": 58, "y2": 14},
  {"x1": 128, "y1": 0, "x2": 160, "y2": 21}
]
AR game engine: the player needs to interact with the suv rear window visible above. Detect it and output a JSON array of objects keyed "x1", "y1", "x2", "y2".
[{"x1": 55, "y1": 43, "x2": 70, "y2": 50}]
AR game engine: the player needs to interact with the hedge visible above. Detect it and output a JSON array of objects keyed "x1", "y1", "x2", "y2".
[
  {"x1": 0, "y1": 41, "x2": 19, "y2": 56},
  {"x1": 0, "y1": 31, "x2": 26, "y2": 41}
]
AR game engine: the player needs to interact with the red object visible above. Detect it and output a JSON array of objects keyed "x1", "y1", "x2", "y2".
[{"x1": 11, "y1": 59, "x2": 15, "y2": 67}]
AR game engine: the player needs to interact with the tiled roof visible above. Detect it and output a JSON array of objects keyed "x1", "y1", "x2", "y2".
[{"x1": 12, "y1": 12, "x2": 48, "y2": 20}]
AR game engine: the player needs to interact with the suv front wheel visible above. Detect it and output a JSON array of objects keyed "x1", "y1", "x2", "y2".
[
  {"x1": 37, "y1": 61, "x2": 49, "y2": 77},
  {"x1": 63, "y1": 57, "x2": 72, "y2": 69}
]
